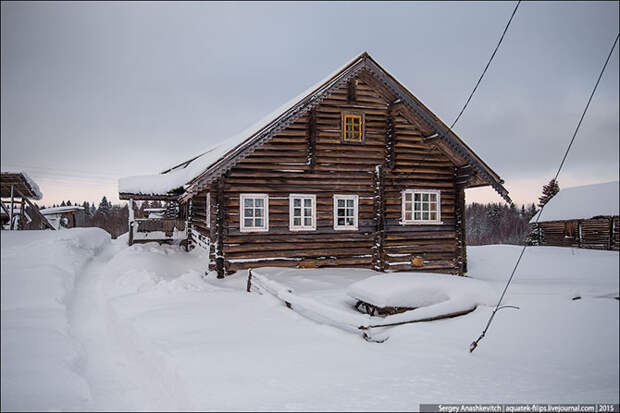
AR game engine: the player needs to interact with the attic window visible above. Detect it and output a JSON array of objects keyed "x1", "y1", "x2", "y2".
[{"x1": 342, "y1": 113, "x2": 364, "y2": 143}]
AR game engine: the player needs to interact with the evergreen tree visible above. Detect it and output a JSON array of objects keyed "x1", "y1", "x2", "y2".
[
  {"x1": 60, "y1": 201, "x2": 66, "y2": 207},
  {"x1": 82, "y1": 201, "x2": 90, "y2": 215},
  {"x1": 520, "y1": 204, "x2": 526, "y2": 218},
  {"x1": 97, "y1": 196, "x2": 110, "y2": 214},
  {"x1": 529, "y1": 203, "x2": 537, "y2": 218},
  {"x1": 538, "y1": 178, "x2": 560, "y2": 208},
  {"x1": 90, "y1": 203, "x2": 97, "y2": 215}
]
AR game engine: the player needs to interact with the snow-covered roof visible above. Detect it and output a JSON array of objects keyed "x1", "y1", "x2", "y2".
[
  {"x1": 1, "y1": 171, "x2": 43, "y2": 200},
  {"x1": 530, "y1": 181, "x2": 619, "y2": 223},
  {"x1": 118, "y1": 52, "x2": 509, "y2": 201},
  {"x1": 118, "y1": 55, "x2": 361, "y2": 198},
  {"x1": 40, "y1": 205, "x2": 84, "y2": 215}
]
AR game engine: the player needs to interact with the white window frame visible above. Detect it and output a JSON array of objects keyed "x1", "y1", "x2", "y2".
[
  {"x1": 240, "y1": 193, "x2": 269, "y2": 232},
  {"x1": 205, "y1": 193, "x2": 211, "y2": 227},
  {"x1": 401, "y1": 189, "x2": 442, "y2": 225},
  {"x1": 289, "y1": 194, "x2": 316, "y2": 231},
  {"x1": 333, "y1": 194, "x2": 359, "y2": 230}
]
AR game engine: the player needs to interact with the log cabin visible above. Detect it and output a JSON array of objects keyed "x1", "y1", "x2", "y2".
[
  {"x1": 119, "y1": 52, "x2": 510, "y2": 278},
  {"x1": 529, "y1": 181, "x2": 619, "y2": 250}
]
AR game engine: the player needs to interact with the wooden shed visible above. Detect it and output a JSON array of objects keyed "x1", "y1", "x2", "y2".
[
  {"x1": 1, "y1": 172, "x2": 54, "y2": 231},
  {"x1": 119, "y1": 52, "x2": 510, "y2": 277},
  {"x1": 529, "y1": 181, "x2": 619, "y2": 250},
  {"x1": 39, "y1": 206, "x2": 86, "y2": 230}
]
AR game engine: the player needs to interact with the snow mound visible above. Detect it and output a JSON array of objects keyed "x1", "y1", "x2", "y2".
[
  {"x1": 347, "y1": 273, "x2": 495, "y2": 309},
  {"x1": 1, "y1": 228, "x2": 110, "y2": 411}
]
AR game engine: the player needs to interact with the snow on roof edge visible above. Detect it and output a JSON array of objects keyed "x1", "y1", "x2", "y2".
[
  {"x1": 118, "y1": 52, "x2": 367, "y2": 196},
  {"x1": 2, "y1": 171, "x2": 43, "y2": 200},
  {"x1": 40, "y1": 205, "x2": 84, "y2": 215},
  {"x1": 530, "y1": 181, "x2": 619, "y2": 223}
]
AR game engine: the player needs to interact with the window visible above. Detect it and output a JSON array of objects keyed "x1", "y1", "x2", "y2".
[
  {"x1": 240, "y1": 194, "x2": 269, "y2": 232},
  {"x1": 342, "y1": 113, "x2": 364, "y2": 143},
  {"x1": 402, "y1": 189, "x2": 441, "y2": 224},
  {"x1": 289, "y1": 194, "x2": 316, "y2": 231},
  {"x1": 333, "y1": 195, "x2": 358, "y2": 230},
  {"x1": 205, "y1": 193, "x2": 210, "y2": 227}
]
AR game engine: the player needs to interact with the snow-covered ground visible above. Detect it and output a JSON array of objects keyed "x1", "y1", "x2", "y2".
[{"x1": 1, "y1": 231, "x2": 618, "y2": 411}]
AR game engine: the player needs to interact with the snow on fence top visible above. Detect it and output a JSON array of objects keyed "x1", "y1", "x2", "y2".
[
  {"x1": 40, "y1": 205, "x2": 84, "y2": 215},
  {"x1": 530, "y1": 181, "x2": 619, "y2": 223},
  {"x1": 117, "y1": 53, "x2": 376, "y2": 197},
  {"x1": 1, "y1": 171, "x2": 43, "y2": 200}
]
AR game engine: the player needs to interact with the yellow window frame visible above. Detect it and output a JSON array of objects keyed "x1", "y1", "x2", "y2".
[{"x1": 342, "y1": 113, "x2": 364, "y2": 143}]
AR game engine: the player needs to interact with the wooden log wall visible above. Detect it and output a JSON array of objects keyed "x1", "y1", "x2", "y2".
[
  {"x1": 189, "y1": 74, "x2": 463, "y2": 274},
  {"x1": 533, "y1": 216, "x2": 620, "y2": 251},
  {"x1": 382, "y1": 109, "x2": 460, "y2": 274}
]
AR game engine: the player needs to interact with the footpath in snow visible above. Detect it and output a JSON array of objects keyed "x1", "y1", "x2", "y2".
[{"x1": 1, "y1": 231, "x2": 619, "y2": 411}]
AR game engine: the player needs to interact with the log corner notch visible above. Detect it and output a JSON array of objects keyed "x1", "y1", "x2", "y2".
[
  {"x1": 454, "y1": 182, "x2": 467, "y2": 275},
  {"x1": 214, "y1": 174, "x2": 226, "y2": 279},
  {"x1": 306, "y1": 108, "x2": 317, "y2": 170},
  {"x1": 372, "y1": 165, "x2": 386, "y2": 272},
  {"x1": 384, "y1": 104, "x2": 396, "y2": 171}
]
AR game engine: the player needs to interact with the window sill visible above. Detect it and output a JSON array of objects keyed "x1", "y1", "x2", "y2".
[
  {"x1": 334, "y1": 226, "x2": 358, "y2": 231},
  {"x1": 240, "y1": 227, "x2": 269, "y2": 233},
  {"x1": 400, "y1": 221, "x2": 444, "y2": 226},
  {"x1": 289, "y1": 227, "x2": 316, "y2": 232}
]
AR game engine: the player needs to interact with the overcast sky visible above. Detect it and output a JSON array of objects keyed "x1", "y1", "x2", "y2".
[{"x1": 1, "y1": 1, "x2": 618, "y2": 206}]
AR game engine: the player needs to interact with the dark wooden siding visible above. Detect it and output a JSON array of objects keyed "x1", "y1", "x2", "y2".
[
  {"x1": 188, "y1": 76, "x2": 462, "y2": 274},
  {"x1": 533, "y1": 216, "x2": 619, "y2": 251}
]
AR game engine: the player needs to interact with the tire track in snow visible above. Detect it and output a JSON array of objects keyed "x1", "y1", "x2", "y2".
[{"x1": 68, "y1": 243, "x2": 191, "y2": 411}]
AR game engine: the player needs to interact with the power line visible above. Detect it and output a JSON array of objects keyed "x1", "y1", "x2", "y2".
[
  {"x1": 451, "y1": 1, "x2": 521, "y2": 129},
  {"x1": 470, "y1": 32, "x2": 620, "y2": 353}
]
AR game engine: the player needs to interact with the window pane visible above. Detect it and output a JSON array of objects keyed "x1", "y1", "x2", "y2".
[
  {"x1": 422, "y1": 212, "x2": 429, "y2": 220},
  {"x1": 338, "y1": 199, "x2": 345, "y2": 208},
  {"x1": 405, "y1": 201, "x2": 412, "y2": 212},
  {"x1": 304, "y1": 199, "x2": 312, "y2": 208},
  {"x1": 406, "y1": 193, "x2": 413, "y2": 202},
  {"x1": 304, "y1": 217, "x2": 312, "y2": 226},
  {"x1": 294, "y1": 207, "x2": 301, "y2": 217},
  {"x1": 294, "y1": 198, "x2": 301, "y2": 207},
  {"x1": 346, "y1": 217, "x2": 354, "y2": 226},
  {"x1": 244, "y1": 198, "x2": 253, "y2": 208},
  {"x1": 346, "y1": 199, "x2": 354, "y2": 208},
  {"x1": 414, "y1": 202, "x2": 421, "y2": 211},
  {"x1": 414, "y1": 193, "x2": 420, "y2": 202},
  {"x1": 255, "y1": 208, "x2": 263, "y2": 217},
  {"x1": 338, "y1": 218, "x2": 345, "y2": 226},
  {"x1": 406, "y1": 211, "x2": 413, "y2": 221},
  {"x1": 338, "y1": 208, "x2": 346, "y2": 217},
  {"x1": 430, "y1": 212, "x2": 436, "y2": 220},
  {"x1": 304, "y1": 207, "x2": 312, "y2": 217},
  {"x1": 430, "y1": 203, "x2": 436, "y2": 211},
  {"x1": 422, "y1": 203, "x2": 429, "y2": 211},
  {"x1": 430, "y1": 193, "x2": 437, "y2": 202},
  {"x1": 255, "y1": 198, "x2": 264, "y2": 208},
  {"x1": 244, "y1": 218, "x2": 253, "y2": 227},
  {"x1": 294, "y1": 217, "x2": 301, "y2": 226},
  {"x1": 244, "y1": 208, "x2": 253, "y2": 217},
  {"x1": 414, "y1": 212, "x2": 421, "y2": 220},
  {"x1": 422, "y1": 193, "x2": 429, "y2": 202},
  {"x1": 255, "y1": 218, "x2": 263, "y2": 227}
]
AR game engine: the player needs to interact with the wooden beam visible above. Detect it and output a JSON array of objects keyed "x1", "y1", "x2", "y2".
[
  {"x1": 347, "y1": 79, "x2": 356, "y2": 103},
  {"x1": 9, "y1": 184, "x2": 14, "y2": 230},
  {"x1": 455, "y1": 183, "x2": 467, "y2": 275},
  {"x1": 215, "y1": 175, "x2": 226, "y2": 278},
  {"x1": 372, "y1": 165, "x2": 386, "y2": 272},
  {"x1": 306, "y1": 108, "x2": 317, "y2": 169}
]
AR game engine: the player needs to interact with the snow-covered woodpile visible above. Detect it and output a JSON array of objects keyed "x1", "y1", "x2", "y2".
[
  {"x1": 119, "y1": 53, "x2": 510, "y2": 277},
  {"x1": 529, "y1": 181, "x2": 619, "y2": 250}
]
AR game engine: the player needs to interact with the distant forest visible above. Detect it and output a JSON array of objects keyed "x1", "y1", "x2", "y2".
[{"x1": 40, "y1": 197, "x2": 540, "y2": 245}]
